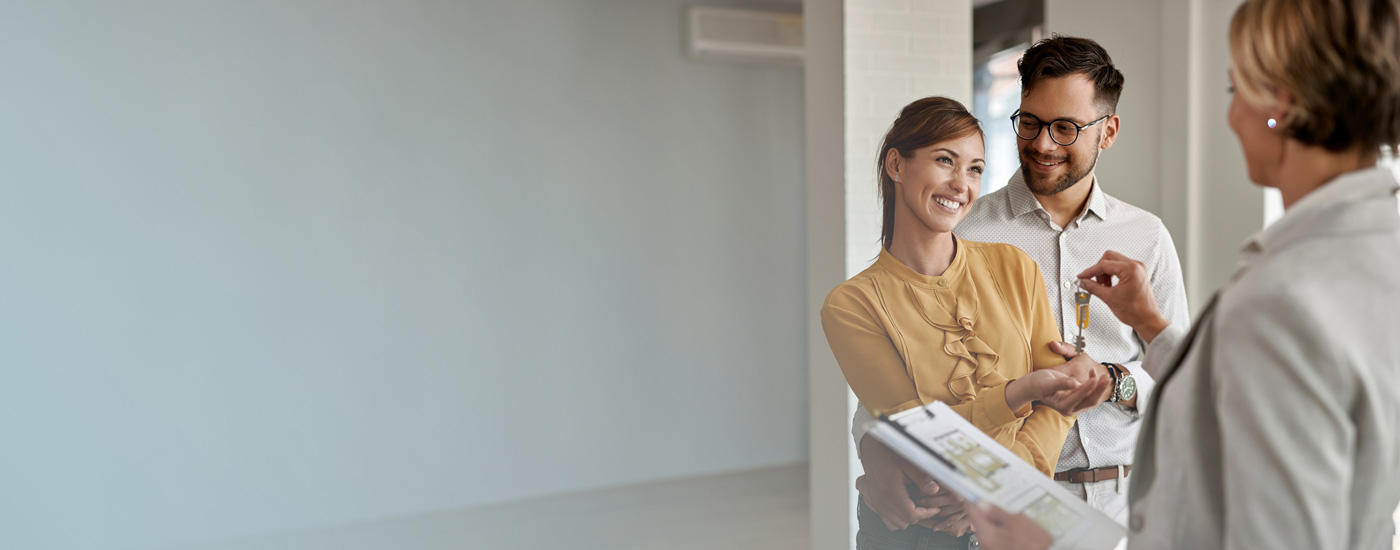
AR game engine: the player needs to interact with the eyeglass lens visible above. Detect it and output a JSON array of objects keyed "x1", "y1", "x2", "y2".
[{"x1": 1014, "y1": 116, "x2": 1082, "y2": 146}]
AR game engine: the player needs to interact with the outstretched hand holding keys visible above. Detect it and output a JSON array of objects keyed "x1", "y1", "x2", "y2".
[{"x1": 1076, "y1": 250, "x2": 1172, "y2": 345}]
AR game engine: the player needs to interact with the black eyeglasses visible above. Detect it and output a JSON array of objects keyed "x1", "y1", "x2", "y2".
[{"x1": 1010, "y1": 110, "x2": 1110, "y2": 146}]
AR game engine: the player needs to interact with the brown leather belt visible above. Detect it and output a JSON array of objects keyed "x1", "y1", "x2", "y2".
[{"x1": 1054, "y1": 465, "x2": 1132, "y2": 483}]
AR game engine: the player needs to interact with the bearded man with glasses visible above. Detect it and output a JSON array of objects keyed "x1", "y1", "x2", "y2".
[
  {"x1": 849, "y1": 35, "x2": 1191, "y2": 546},
  {"x1": 1012, "y1": 110, "x2": 1111, "y2": 195}
]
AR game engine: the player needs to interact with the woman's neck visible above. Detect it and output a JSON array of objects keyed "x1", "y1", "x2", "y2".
[
  {"x1": 887, "y1": 230, "x2": 957, "y2": 277},
  {"x1": 1272, "y1": 144, "x2": 1378, "y2": 209}
]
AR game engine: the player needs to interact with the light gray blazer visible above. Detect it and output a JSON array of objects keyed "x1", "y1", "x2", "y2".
[{"x1": 1126, "y1": 167, "x2": 1400, "y2": 550}]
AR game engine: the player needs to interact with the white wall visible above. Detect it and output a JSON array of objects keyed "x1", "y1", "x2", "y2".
[
  {"x1": 0, "y1": 1, "x2": 807, "y2": 548},
  {"x1": 1183, "y1": 0, "x2": 1259, "y2": 302}
]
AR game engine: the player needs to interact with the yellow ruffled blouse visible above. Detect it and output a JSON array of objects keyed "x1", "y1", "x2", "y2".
[{"x1": 820, "y1": 238, "x2": 1074, "y2": 476}]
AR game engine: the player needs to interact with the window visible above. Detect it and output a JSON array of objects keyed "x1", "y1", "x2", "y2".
[{"x1": 972, "y1": 44, "x2": 1028, "y2": 196}]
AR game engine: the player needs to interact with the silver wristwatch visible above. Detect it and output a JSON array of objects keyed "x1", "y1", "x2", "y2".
[{"x1": 1110, "y1": 363, "x2": 1137, "y2": 402}]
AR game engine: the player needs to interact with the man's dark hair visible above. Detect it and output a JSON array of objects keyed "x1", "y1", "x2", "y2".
[{"x1": 1018, "y1": 35, "x2": 1125, "y2": 114}]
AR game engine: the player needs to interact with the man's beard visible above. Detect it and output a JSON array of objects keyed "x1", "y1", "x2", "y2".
[{"x1": 1020, "y1": 145, "x2": 1100, "y2": 197}]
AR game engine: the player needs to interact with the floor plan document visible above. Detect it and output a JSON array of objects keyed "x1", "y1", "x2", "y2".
[{"x1": 867, "y1": 401, "x2": 1125, "y2": 550}]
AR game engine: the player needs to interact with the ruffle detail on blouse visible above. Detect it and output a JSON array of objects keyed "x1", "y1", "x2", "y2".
[{"x1": 903, "y1": 280, "x2": 1003, "y2": 403}]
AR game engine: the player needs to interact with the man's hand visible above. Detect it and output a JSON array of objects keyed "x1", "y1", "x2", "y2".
[
  {"x1": 924, "y1": 513, "x2": 974, "y2": 537},
  {"x1": 1050, "y1": 341, "x2": 1137, "y2": 408},
  {"x1": 857, "y1": 436, "x2": 943, "y2": 530},
  {"x1": 964, "y1": 503, "x2": 1053, "y2": 550},
  {"x1": 1078, "y1": 250, "x2": 1170, "y2": 343},
  {"x1": 913, "y1": 489, "x2": 974, "y2": 536},
  {"x1": 1047, "y1": 342, "x2": 1114, "y2": 407}
]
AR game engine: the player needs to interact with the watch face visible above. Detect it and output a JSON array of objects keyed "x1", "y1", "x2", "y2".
[{"x1": 1119, "y1": 374, "x2": 1137, "y2": 401}]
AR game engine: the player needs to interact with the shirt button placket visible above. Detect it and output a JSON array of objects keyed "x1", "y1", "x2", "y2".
[{"x1": 1059, "y1": 231, "x2": 1072, "y2": 335}]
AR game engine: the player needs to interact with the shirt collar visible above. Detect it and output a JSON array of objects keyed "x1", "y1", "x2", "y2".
[
  {"x1": 1006, "y1": 170, "x2": 1111, "y2": 223},
  {"x1": 1238, "y1": 166, "x2": 1399, "y2": 267}
]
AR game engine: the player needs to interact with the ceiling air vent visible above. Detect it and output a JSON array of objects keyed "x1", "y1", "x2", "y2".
[{"x1": 686, "y1": 6, "x2": 804, "y2": 66}]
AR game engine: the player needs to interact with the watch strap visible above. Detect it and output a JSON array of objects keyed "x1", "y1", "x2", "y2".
[{"x1": 1102, "y1": 362, "x2": 1119, "y2": 403}]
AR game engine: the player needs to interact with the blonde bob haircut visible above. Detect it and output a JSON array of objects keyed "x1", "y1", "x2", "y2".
[{"x1": 1229, "y1": 0, "x2": 1400, "y2": 154}]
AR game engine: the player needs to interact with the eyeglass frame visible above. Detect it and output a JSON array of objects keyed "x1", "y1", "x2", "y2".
[{"x1": 1009, "y1": 110, "x2": 1111, "y2": 146}]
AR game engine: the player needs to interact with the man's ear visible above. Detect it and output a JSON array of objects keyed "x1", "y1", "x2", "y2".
[{"x1": 1099, "y1": 114, "x2": 1121, "y2": 151}]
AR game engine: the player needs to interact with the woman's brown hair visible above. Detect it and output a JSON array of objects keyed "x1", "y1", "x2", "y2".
[{"x1": 876, "y1": 97, "x2": 984, "y2": 251}]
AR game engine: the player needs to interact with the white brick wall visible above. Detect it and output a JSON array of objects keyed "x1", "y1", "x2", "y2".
[{"x1": 844, "y1": 0, "x2": 972, "y2": 276}]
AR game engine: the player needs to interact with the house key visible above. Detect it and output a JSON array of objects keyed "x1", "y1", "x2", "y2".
[{"x1": 1073, "y1": 285, "x2": 1091, "y2": 353}]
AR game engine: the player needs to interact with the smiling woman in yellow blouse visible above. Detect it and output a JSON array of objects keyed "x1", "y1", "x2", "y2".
[{"x1": 820, "y1": 96, "x2": 1112, "y2": 550}]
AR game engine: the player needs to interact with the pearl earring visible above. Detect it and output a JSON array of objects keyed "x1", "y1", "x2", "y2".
[{"x1": 1267, "y1": 118, "x2": 1278, "y2": 129}]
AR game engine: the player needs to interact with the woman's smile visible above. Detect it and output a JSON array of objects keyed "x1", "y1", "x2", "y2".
[{"x1": 933, "y1": 195, "x2": 963, "y2": 213}]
